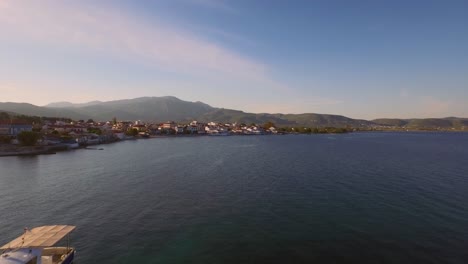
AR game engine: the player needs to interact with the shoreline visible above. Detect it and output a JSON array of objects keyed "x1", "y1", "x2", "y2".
[
  {"x1": 0, "y1": 146, "x2": 56, "y2": 157},
  {"x1": 1, "y1": 130, "x2": 466, "y2": 157}
]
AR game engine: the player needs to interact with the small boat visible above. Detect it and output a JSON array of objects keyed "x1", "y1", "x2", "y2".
[
  {"x1": 0, "y1": 225, "x2": 76, "y2": 264},
  {"x1": 138, "y1": 132, "x2": 150, "y2": 138},
  {"x1": 208, "y1": 131, "x2": 230, "y2": 136}
]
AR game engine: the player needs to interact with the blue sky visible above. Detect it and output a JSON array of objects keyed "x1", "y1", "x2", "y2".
[{"x1": 0, "y1": 0, "x2": 467, "y2": 119}]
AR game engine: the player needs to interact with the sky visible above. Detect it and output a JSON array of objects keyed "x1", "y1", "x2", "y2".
[{"x1": 0, "y1": 0, "x2": 467, "y2": 119}]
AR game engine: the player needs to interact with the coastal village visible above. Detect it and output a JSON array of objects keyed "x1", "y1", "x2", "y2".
[
  {"x1": 0, "y1": 118, "x2": 280, "y2": 156},
  {"x1": 2, "y1": 113, "x2": 464, "y2": 157}
]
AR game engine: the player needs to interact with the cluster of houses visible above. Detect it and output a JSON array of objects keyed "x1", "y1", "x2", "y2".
[
  {"x1": 113, "y1": 120, "x2": 278, "y2": 136},
  {"x1": 0, "y1": 119, "x2": 278, "y2": 147}
]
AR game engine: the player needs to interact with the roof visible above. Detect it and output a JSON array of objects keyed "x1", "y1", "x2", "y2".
[
  {"x1": 1, "y1": 225, "x2": 76, "y2": 249},
  {"x1": 0, "y1": 248, "x2": 42, "y2": 264},
  {"x1": 0, "y1": 120, "x2": 32, "y2": 125}
]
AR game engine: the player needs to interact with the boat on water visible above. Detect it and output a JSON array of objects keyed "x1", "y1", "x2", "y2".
[
  {"x1": 208, "y1": 131, "x2": 230, "y2": 136},
  {"x1": 138, "y1": 132, "x2": 150, "y2": 138},
  {"x1": 0, "y1": 225, "x2": 76, "y2": 264}
]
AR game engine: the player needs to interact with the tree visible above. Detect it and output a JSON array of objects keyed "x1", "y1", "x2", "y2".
[
  {"x1": 16, "y1": 115, "x2": 41, "y2": 124},
  {"x1": 0, "y1": 112, "x2": 10, "y2": 121},
  {"x1": 294, "y1": 127, "x2": 304, "y2": 133},
  {"x1": 87, "y1": 119, "x2": 95, "y2": 124},
  {"x1": 263, "y1": 121, "x2": 275, "y2": 130},
  {"x1": 17, "y1": 131, "x2": 40, "y2": 146},
  {"x1": 112, "y1": 117, "x2": 117, "y2": 125},
  {"x1": 88, "y1": 127, "x2": 102, "y2": 135},
  {"x1": 0, "y1": 135, "x2": 12, "y2": 144},
  {"x1": 126, "y1": 128, "x2": 138, "y2": 136}
]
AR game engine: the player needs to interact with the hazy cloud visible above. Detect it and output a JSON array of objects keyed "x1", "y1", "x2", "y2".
[
  {"x1": 245, "y1": 98, "x2": 343, "y2": 114},
  {"x1": 419, "y1": 96, "x2": 452, "y2": 116},
  {"x1": 0, "y1": 79, "x2": 120, "y2": 104},
  {"x1": 0, "y1": 1, "x2": 370, "y2": 116},
  {"x1": 0, "y1": 1, "x2": 266, "y2": 81},
  {"x1": 185, "y1": 0, "x2": 237, "y2": 13},
  {"x1": 0, "y1": 0, "x2": 8, "y2": 9},
  {"x1": 0, "y1": 84, "x2": 16, "y2": 93},
  {"x1": 399, "y1": 89, "x2": 409, "y2": 98}
]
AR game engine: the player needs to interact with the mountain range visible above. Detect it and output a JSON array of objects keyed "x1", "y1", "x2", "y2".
[{"x1": 1, "y1": 96, "x2": 467, "y2": 129}]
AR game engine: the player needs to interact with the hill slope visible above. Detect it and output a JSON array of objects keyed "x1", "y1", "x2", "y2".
[
  {"x1": 45, "y1": 101, "x2": 103, "y2": 108},
  {"x1": 0, "y1": 102, "x2": 89, "y2": 120},
  {"x1": 372, "y1": 117, "x2": 468, "y2": 129},
  {"x1": 2, "y1": 97, "x2": 467, "y2": 129},
  {"x1": 73, "y1": 96, "x2": 215, "y2": 121},
  {"x1": 196, "y1": 109, "x2": 373, "y2": 127}
]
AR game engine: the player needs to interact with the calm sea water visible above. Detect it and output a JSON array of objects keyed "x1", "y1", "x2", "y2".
[{"x1": 1, "y1": 133, "x2": 467, "y2": 263}]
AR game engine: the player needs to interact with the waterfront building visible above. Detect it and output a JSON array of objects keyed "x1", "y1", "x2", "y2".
[{"x1": 0, "y1": 121, "x2": 33, "y2": 136}]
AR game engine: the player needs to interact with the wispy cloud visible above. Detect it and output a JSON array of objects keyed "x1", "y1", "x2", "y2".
[
  {"x1": 0, "y1": 0, "x2": 264, "y2": 81},
  {"x1": 185, "y1": 0, "x2": 237, "y2": 13},
  {"x1": 0, "y1": 0, "x2": 345, "y2": 114},
  {"x1": 184, "y1": 23, "x2": 261, "y2": 48}
]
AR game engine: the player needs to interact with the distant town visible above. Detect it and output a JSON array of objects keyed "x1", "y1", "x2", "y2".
[
  {"x1": 1, "y1": 109, "x2": 467, "y2": 157},
  {"x1": 0, "y1": 113, "x2": 350, "y2": 156}
]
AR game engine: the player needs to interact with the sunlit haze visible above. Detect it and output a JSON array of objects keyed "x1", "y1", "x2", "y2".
[{"x1": 1, "y1": 0, "x2": 467, "y2": 119}]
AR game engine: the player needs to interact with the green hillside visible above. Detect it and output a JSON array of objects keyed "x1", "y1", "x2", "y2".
[
  {"x1": 406, "y1": 119, "x2": 453, "y2": 129},
  {"x1": 373, "y1": 117, "x2": 468, "y2": 129},
  {"x1": 0, "y1": 102, "x2": 88, "y2": 120},
  {"x1": 75, "y1": 96, "x2": 214, "y2": 121},
  {"x1": 2, "y1": 97, "x2": 467, "y2": 129},
  {"x1": 194, "y1": 109, "x2": 372, "y2": 127},
  {"x1": 372, "y1": 119, "x2": 408, "y2": 126}
]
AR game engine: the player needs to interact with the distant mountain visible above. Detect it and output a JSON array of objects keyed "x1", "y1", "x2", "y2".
[
  {"x1": 1, "y1": 97, "x2": 214, "y2": 122},
  {"x1": 272, "y1": 113, "x2": 373, "y2": 127},
  {"x1": 442, "y1": 117, "x2": 468, "y2": 128},
  {"x1": 372, "y1": 118, "x2": 409, "y2": 127},
  {"x1": 44, "y1": 101, "x2": 75, "y2": 108},
  {"x1": 45, "y1": 101, "x2": 103, "y2": 108},
  {"x1": 0, "y1": 102, "x2": 89, "y2": 120},
  {"x1": 194, "y1": 109, "x2": 295, "y2": 126},
  {"x1": 196, "y1": 109, "x2": 373, "y2": 127},
  {"x1": 1, "y1": 96, "x2": 467, "y2": 129},
  {"x1": 372, "y1": 117, "x2": 468, "y2": 129},
  {"x1": 70, "y1": 96, "x2": 215, "y2": 121}
]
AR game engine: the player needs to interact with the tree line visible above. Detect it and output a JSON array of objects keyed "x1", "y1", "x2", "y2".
[{"x1": 262, "y1": 121, "x2": 349, "y2": 134}]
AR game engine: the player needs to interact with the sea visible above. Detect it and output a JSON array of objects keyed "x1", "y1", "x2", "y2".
[{"x1": 0, "y1": 132, "x2": 467, "y2": 263}]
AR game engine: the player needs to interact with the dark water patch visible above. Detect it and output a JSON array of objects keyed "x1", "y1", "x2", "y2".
[{"x1": 1, "y1": 133, "x2": 468, "y2": 263}]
